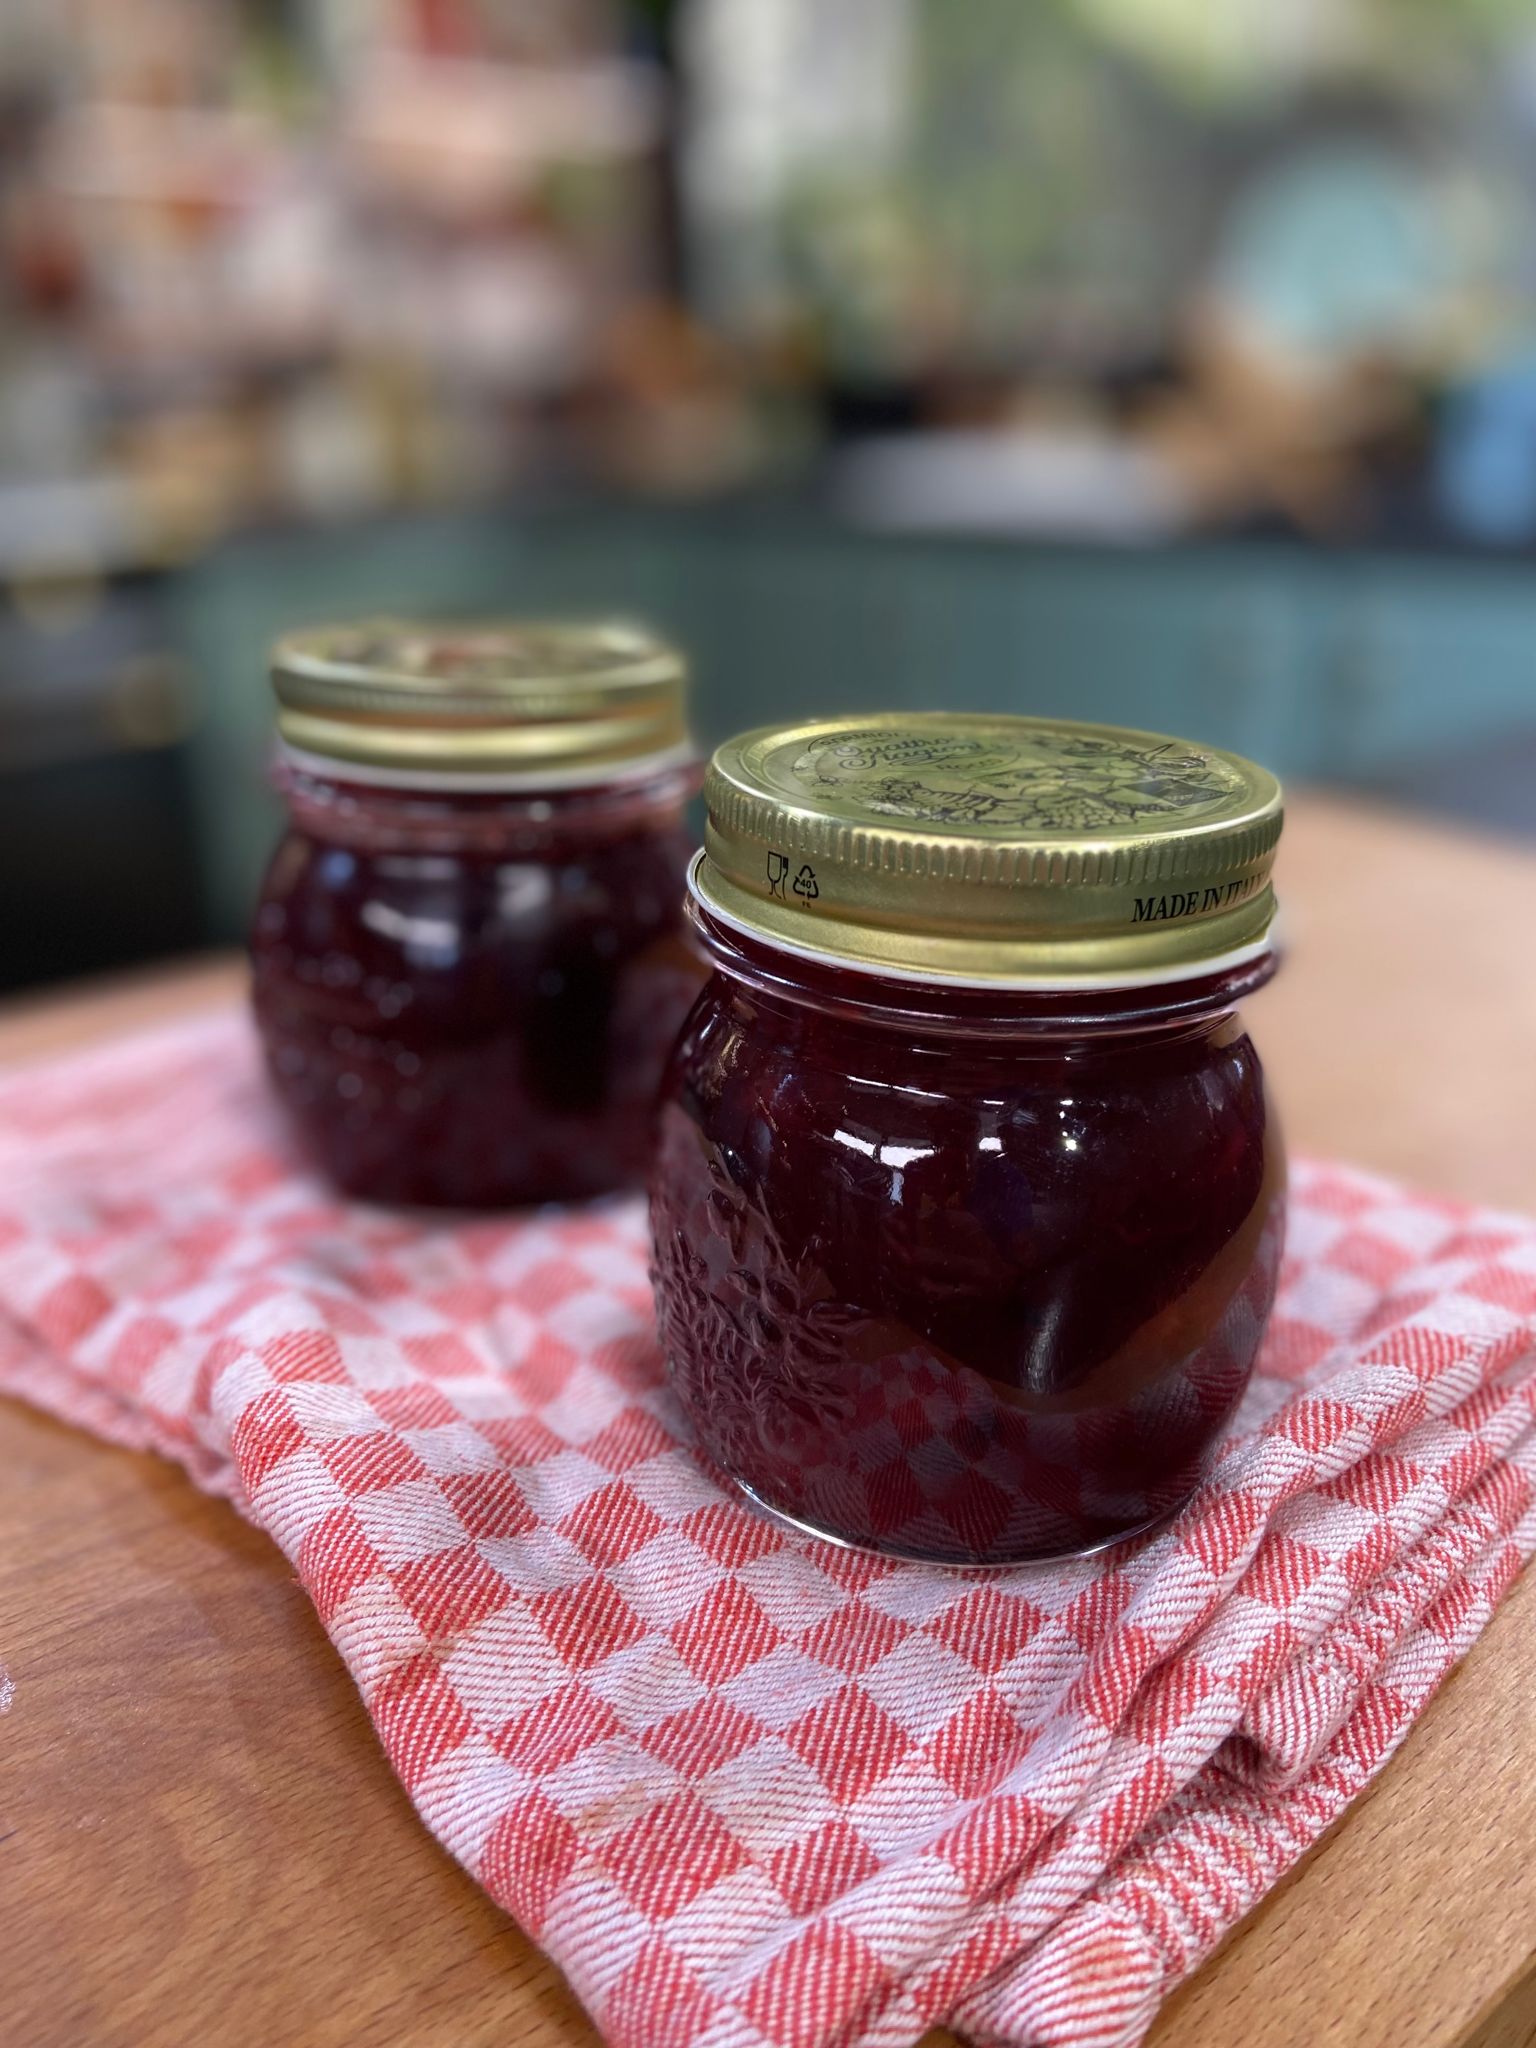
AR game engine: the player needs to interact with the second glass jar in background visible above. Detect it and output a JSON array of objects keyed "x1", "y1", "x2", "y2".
[
  {"x1": 650, "y1": 713, "x2": 1287, "y2": 1566},
  {"x1": 251, "y1": 619, "x2": 702, "y2": 1208}
]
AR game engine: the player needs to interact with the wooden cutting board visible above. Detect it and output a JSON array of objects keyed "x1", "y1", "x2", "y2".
[{"x1": 4, "y1": 793, "x2": 1536, "y2": 2048}]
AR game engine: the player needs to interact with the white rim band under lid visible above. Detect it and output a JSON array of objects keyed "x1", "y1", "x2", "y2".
[{"x1": 277, "y1": 738, "x2": 699, "y2": 794}]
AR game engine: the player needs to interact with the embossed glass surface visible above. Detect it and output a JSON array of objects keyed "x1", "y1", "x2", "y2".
[
  {"x1": 252, "y1": 755, "x2": 701, "y2": 1208},
  {"x1": 651, "y1": 915, "x2": 1286, "y2": 1566}
]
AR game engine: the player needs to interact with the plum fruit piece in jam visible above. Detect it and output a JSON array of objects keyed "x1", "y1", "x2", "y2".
[
  {"x1": 650, "y1": 922, "x2": 1284, "y2": 1566},
  {"x1": 251, "y1": 762, "x2": 702, "y2": 1208}
]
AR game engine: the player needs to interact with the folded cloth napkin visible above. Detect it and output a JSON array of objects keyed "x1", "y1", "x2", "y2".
[{"x1": 3, "y1": 1010, "x2": 1535, "y2": 2048}]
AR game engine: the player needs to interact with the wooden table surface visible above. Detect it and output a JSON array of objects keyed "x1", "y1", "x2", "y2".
[{"x1": 4, "y1": 792, "x2": 1536, "y2": 2048}]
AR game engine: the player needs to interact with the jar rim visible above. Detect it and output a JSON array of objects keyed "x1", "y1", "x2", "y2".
[{"x1": 276, "y1": 736, "x2": 700, "y2": 796}]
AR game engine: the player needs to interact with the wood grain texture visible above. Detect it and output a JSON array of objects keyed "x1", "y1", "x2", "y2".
[
  {"x1": 1250, "y1": 794, "x2": 1536, "y2": 1214},
  {"x1": 0, "y1": 954, "x2": 246, "y2": 1067},
  {"x1": 2, "y1": 791, "x2": 1534, "y2": 2048},
  {"x1": 0, "y1": 1400, "x2": 593, "y2": 2048},
  {"x1": 1146, "y1": 1567, "x2": 1536, "y2": 2048}
]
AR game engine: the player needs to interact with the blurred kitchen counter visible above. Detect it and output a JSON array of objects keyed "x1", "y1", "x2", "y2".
[
  {"x1": 169, "y1": 503, "x2": 1536, "y2": 937},
  {"x1": 3, "y1": 791, "x2": 1535, "y2": 2048}
]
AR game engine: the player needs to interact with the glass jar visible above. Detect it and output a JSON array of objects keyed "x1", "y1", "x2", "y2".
[
  {"x1": 251, "y1": 619, "x2": 702, "y2": 1208},
  {"x1": 650, "y1": 714, "x2": 1286, "y2": 1566}
]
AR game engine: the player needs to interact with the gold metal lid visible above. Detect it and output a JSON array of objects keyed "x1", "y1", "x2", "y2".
[
  {"x1": 270, "y1": 617, "x2": 690, "y2": 780},
  {"x1": 696, "y1": 713, "x2": 1283, "y2": 987}
]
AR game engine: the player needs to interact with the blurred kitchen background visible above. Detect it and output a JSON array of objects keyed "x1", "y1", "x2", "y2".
[{"x1": 6, "y1": 0, "x2": 1536, "y2": 992}]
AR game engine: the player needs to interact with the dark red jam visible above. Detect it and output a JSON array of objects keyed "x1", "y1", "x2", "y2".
[
  {"x1": 252, "y1": 753, "x2": 702, "y2": 1208},
  {"x1": 651, "y1": 908, "x2": 1284, "y2": 1565}
]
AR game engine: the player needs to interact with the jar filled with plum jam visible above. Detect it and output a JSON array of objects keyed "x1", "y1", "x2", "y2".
[
  {"x1": 650, "y1": 714, "x2": 1286, "y2": 1565},
  {"x1": 251, "y1": 619, "x2": 701, "y2": 1208}
]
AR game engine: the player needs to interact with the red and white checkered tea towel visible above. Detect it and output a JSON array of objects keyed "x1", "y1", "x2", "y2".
[{"x1": 3, "y1": 1010, "x2": 1535, "y2": 2048}]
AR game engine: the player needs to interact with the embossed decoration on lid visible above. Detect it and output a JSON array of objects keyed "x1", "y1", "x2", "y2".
[
  {"x1": 270, "y1": 618, "x2": 690, "y2": 778},
  {"x1": 696, "y1": 713, "x2": 1283, "y2": 985}
]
